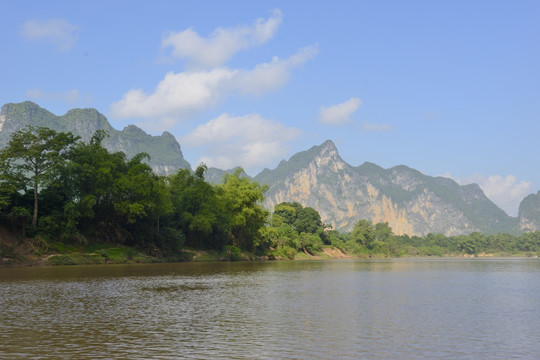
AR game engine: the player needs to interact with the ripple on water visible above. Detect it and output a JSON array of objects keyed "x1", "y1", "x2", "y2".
[{"x1": 1, "y1": 259, "x2": 539, "y2": 359}]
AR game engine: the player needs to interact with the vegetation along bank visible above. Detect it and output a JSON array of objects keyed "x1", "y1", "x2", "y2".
[{"x1": 1, "y1": 127, "x2": 539, "y2": 265}]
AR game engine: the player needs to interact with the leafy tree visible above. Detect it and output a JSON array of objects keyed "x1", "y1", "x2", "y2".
[
  {"x1": 294, "y1": 206, "x2": 323, "y2": 234},
  {"x1": 113, "y1": 152, "x2": 155, "y2": 225},
  {"x1": 216, "y1": 168, "x2": 269, "y2": 251},
  {"x1": 351, "y1": 219, "x2": 375, "y2": 248},
  {"x1": 272, "y1": 202, "x2": 323, "y2": 235},
  {"x1": 0, "y1": 126, "x2": 79, "y2": 228},
  {"x1": 273, "y1": 202, "x2": 301, "y2": 226},
  {"x1": 299, "y1": 232, "x2": 323, "y2": 254},
  {"x1": 0, "y1": 179, "x2": 15, "y2": 215},
  {"x1": 374, "y1": 222, "x2": 393, "y2": 242},
  {"x1": 269, "y1": 202, "x2": 328, "y2": 256},
  {"x1": 62, "y1": 130, "x2": 127, "y2": 236},
  {"x1": 169, "y1": 165, "x2": 219, "y2": 248}
]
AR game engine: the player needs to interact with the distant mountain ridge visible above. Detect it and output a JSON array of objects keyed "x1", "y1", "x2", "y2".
[
  {"x1": 254, "y1": 140, "x2": 531, "y2": 236},
  {"x1": 0, "y1": 102, "x2": 191, "y2": 174},
  {"x1": 1, "y1": 102, "x2": 539, "y2": 235}
]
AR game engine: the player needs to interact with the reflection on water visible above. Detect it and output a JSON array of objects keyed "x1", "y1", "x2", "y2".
[{"x1": 1, "y1": 259, "x2": 539, "y2": 359}]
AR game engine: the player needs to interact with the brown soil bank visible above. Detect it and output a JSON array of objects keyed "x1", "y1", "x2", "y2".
[{"x1": 0, "y1": 225, "x2": 40, "y2": 265}]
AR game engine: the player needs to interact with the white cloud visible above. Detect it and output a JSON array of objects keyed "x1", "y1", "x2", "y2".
[
  {"x1": 445, "y1": 173, "x2": 531, "y2": 216},
  {"x1": 26, "y1": 88, "x2": 80, "y2": 103},
  {"x1": 181, "y1": 113, "x2": 301, "y2": 174},
  {"x1": 109, "y1": 45, "x2": 318, "y2": 131},
  {"x1": 21, "y1": 18, "x2": 79, "y2": 51},
  {"x1": 361, "y1": 121, "x2": 395, "y2": 132},
  {"x1": 162, "y1": 9, "x2": 283, "y2": 69},
  {"x1": 110, "y1": 68, "x2": 235, "y2": 129},
  {"x1": 233, "y1": 45, "x2": 318, "y2": 95},
  {"x1": 319, "y1": 97, "x2": 362, "y2": 125}
]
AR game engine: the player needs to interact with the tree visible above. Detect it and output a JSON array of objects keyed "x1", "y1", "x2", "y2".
[
  {"x1": 351, "y1": 219, "x2": 375, "y2": 249},
  {"x1": 273, "y1": 202, "x2": 301, "y2": 226},
  {"x1": 272, "y1": 202, "x2": 323, "y2": 235},
  {"x1": 62, "y1": 130, "x2": 126, "y2": 236},
  {"x1": 0, "y1": 126, "x2": 79, "y2": 228},
  {"x1": 294, "y1": 206, "x2": 323, "y2": 234},
  {"x1": 169, "y1": 164, "x2": 220, "y2": 248},
  {"x1": 151, "y1": 176, "x2": 173, "y2": 237},
  {"x1": 374, "y1": 222, "x2": 393, "y2": 242},
  {"x1": 216, "y1": 168, "x2": 269, "y2": 251}
]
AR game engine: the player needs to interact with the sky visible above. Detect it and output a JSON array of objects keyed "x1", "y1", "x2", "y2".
[{"x1": 1, "y1": 0, "x2": 539, "y2": 216}]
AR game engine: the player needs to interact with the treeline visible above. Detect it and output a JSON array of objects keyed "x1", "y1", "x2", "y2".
[
  {"x1": 262, "y1": 206, "x2": 540, "y2": 258},
  {"x1": 0, "y1": 127, "x2": 268, "y2": 259},
  {"x1": 1, "y1": 126, "x2": 539, "y2": 261},
  {"x1": 329, "y1": 220, "x2": 540, "y2": 257}
]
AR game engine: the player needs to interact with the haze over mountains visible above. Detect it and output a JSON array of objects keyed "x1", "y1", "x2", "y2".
[{"x1": 1, "y1": 102, "x2": 539, "y2": 235}]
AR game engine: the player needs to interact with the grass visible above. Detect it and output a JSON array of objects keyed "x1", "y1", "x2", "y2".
[{"x1": 45, "y1": 244, "x2": 154, "y2": 265}]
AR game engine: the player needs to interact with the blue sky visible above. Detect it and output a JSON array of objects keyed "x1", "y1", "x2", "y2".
[{"x1": 1, "y1": 0, "x2": 539, "y2": 216}]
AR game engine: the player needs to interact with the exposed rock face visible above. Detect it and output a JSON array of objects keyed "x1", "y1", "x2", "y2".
[
  {"x1": 0, "y1": 102, "x2": 191, "y2": 175},
  {"x1": 255, "y1": 140, "x2": 518, "y2": 236},
  {"x1": 0, "y1": 114, "x2": 5, "y2": 132},
  {"x1": 518, "y1": 191, "x2": 540, "y2": 232}
]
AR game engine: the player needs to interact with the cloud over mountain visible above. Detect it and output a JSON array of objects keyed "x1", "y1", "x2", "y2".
[
  {"x1": 181, "y1": 113, "x2": 301, "y2": 174},
  {"x1": 110, "y1": 45, "x2": 317, "y2": 131},
  {"x1": 446, "y1": 173, "x2": 531, "y2": 216}
]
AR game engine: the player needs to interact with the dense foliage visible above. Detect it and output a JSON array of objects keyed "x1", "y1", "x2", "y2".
[
  {"x1": 1, "y1": 127, "x2": 539, "y2": 261},
  {"x1": 0, "y1": 127, "x2": 268, "y2": 259}
]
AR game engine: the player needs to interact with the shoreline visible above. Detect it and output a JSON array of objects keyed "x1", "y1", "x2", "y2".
[{"x1": 1, "y1": 245, "x2": 537, "y2": 267}]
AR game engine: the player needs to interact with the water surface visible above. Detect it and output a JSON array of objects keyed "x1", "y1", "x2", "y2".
[{"x1": 1, "y1": 259, "x2": 539, "y2": 359}]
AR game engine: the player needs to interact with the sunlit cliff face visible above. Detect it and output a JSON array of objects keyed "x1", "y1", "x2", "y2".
[{"x1": 261, "y1": 141, "x2": 487, "y2": 236}]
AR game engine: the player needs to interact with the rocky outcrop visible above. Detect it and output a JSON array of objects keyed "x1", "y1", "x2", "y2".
[
  {"x1": 255, "y1": 140, "x2": 518, "y2": 236},
  {"x1": 0, "y1": 102, "x2": 191, "y2": 175},
  {"x1": 518, "y1": 191, "x2": 540, "y2": 232}
]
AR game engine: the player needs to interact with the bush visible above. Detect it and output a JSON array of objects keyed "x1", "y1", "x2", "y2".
[
  {"x1": 222, "y1": 245, "x2": 243, "y2": 261},
  {"x1": 158, "y1": 227, "x2": 185, "y2": 255},
  {"x1": 299, "y1": 232, "x2": 323, "y2": 254},
  {"x1": 268, "y1": 245, "x2": 297, "y2": 260}
]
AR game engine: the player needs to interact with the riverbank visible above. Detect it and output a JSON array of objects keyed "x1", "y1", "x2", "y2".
[
  {"x1": 0, "y1": 242, "x2": 348, "y2": 266},
  {"x1": 1, "y1": 225, "x2": 537, "y2": 266},
  {"x1": 2, "y1": 240, "x2": 537, "y2": 267}
]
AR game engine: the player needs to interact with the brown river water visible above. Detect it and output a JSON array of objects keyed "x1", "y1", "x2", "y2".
[{"x1": 1, "y1": 259, "x2": 539, "y2": 359}]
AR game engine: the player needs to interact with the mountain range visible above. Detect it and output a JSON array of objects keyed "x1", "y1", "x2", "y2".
[
  {"x1": 1, "y1": 101, "x2": 538, "y2": 236},
  {"x1": 0, "y1": 102, "x2": 190, "y2": 174}
]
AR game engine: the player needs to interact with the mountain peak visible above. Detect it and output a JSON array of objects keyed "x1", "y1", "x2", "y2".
[
  {"x1": 302, "y1": 139, "x2": 342, "y2": 163},
  {"x1": 1, "y1": 100, "x2": 44, "y2": 114},
  {"x1": 320, "y1": 139, "x2": 337, "y2": 150},
  {"x1": 0, "y1": 101, "x2": 191, "y2": 174},
  {"x1": 518, "y1": 191, "x2": 540, "y2": 232},
  {"x1": 256, "y1": 140, "x2": 518, "y2": 236},
  {"x1": 254, "y1": 139, "x2": 346, "y2": 187}
]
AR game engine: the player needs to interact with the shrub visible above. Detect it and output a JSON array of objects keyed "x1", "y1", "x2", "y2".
[{"x1": 222, "y1": 245, "x2": 243, "y2": 261}]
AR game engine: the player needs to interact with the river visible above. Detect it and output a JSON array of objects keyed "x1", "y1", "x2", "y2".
[{"x1": 1, "y1": 259, "x2": 539, "y2": 359}]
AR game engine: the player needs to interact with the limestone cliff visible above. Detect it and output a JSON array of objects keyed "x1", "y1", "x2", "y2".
[
  {"x1": 255, "y1": 140, "x2": 518, "y2": 236},
  {"x1": 518, "y1": 191, "x2": 540, "y2": 232},
  {"x1": 0, "y1": 102, "x2": 191, "y2": 174}
]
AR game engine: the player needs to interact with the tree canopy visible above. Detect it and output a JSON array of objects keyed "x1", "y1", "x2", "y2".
[{"x1": 0, "y1": 126, "x2": 79, "y2": 228}]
